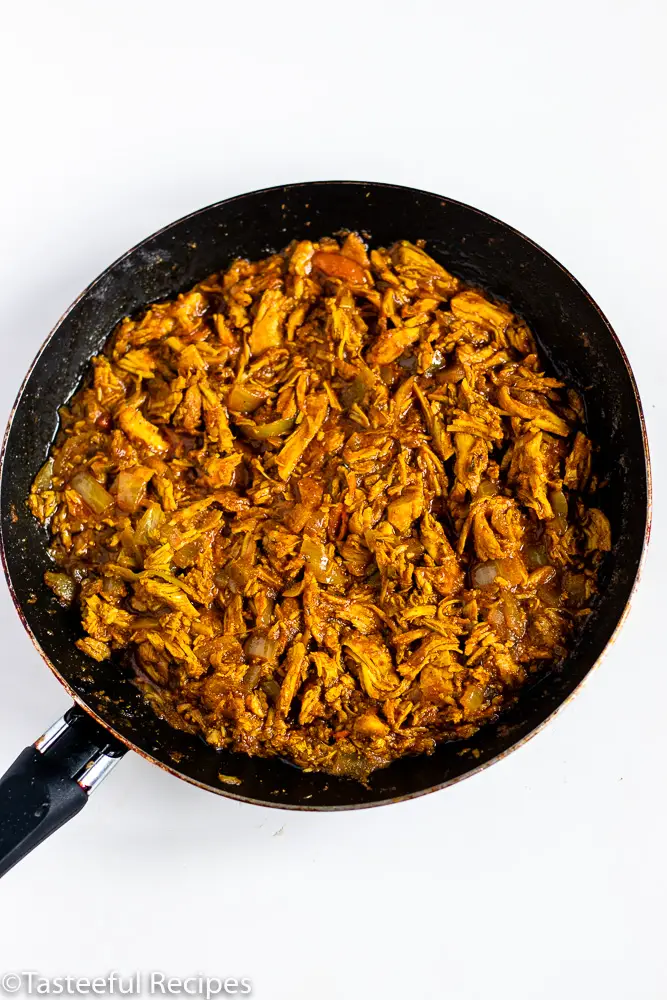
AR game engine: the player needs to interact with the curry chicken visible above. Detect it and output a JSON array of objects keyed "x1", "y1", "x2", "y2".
[{"x1": 29, "y1": 235, "x2": 611, "y2": 778}]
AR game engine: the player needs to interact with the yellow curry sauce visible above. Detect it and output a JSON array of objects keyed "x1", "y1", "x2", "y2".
[{"x1": 29, "y1": 235, "x2": 611, "y2": 778}]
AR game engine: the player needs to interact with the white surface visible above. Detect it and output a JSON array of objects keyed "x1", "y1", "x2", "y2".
[{"x1": 0, "y1": 2, "x2": 665, "y2": 997}]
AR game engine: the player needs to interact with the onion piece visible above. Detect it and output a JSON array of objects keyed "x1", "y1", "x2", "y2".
[
  {"x1": 301, "y1": 536, "x2": 328, "y2": 578},
  {"x1": 260, "y1": 677, "x2": 281, "y2": 702},
  {"x1": 438, "y1": 362, "x2": 465, "y2": 384},
  {"x1": 172, "y1": 539, "x2": 203, "y2": 569},
  {"x1": 134, "y1": 502, "x2": 164, "y2": 546},
  {"x1": 471, "y1": 561, "x2": 498, "y2": 587},
  {"x1": 130, "y1": 615, "x2": 160, "y2": 630},
  {"x1": 244, "y1": 631, "x2": 278, "y2": 662},
  {"x1": 301, "y1": 536, "x2": 346, "y2": 589},
  {"x1": 215, "y1": 558, "x2": 253, "y2": 594},
  {"x1": 502, "y1": 592, "x2": 526, "y2": 641},
  {"x1": 525, "y1": 544, "x2": 549, "y2": 568},
  {"x1": 325, "y1": 559, "x2": 347, "y2": 590},
  {"x1": 227, "y1": 383, "x2": 268, "y2": 413},
  {"x1": 342, "y1": 377, "x2": 368, "y2": 409},
  {"x1": 241, "y1": 661, "x2": 262, "y2": 691},
  {"x1": 44, "y1": 571, "x2": 76, "y2": 606},
  {"x1": 549, "y1": 489, "x2": 568, "y2": 516},
  {"x1": 461, "y1": 684, "x2": 485, "y2": 716},
  {"x1": 33, "y1": 458, "x2": 54, "y2": 493},
  {"x1": 424, "y1": 349, "x2": 446, "y2": 375},
  {"x1": 102, "y1": 576, "x2": 126, "y2": 598},
  {"x1": 564, "y1": 571, "x2": 588, "y2": 606},
  {"x1": 476, "y1": 480, "x2": 498, "y2": 498},
  {"x1": 551, "y1": 514, "x2": 568, "y2": 535},
  {"x1": 238, "y1": 416, "x2": 296, "y2": 440},
  {"x1": 537, "y1": 583, "x2": 562, "y2": 608},
  {"x1": 116, "y1": 465, "x2": 154, "y2": 513},
  {"x1": 70, "y1": 470, "x2": 114, "y2": 515}
]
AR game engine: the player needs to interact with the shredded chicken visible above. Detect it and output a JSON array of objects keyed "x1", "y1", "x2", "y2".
[{"x1": 28, "y1": 233, "x2": 611, "y2": 779}]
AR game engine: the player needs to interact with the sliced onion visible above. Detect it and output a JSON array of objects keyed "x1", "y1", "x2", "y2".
[
  {"x1": 33, "y1": 458, "x2": 54, "y2": 493},
  {"x1": 241, "y1": 661, "x2": 263, "y2": 691},
  {"x1": 238, "y1": 416, "x2": 296, "y2": 440},
  {"x1": 342, "y1": 377, "x2": 367, "y2": 409},
  {"x1": 325, "y1": 559, "x2": 347, "y2": 590},
  {"x1": 301, "y1": 536, "x2": 329, "y2": 578},
  {"x1": 549, "y1": 489, "x2": 568, "y2": 516},
  {"x1": 70, "y1": 469, "x2": 114, "y2": 515},
  {"x1": 227, "y1": 383, "x2": 268, "y2": 413},
  {"x1": 215, "y1": 559, "x2": 253, "y2": 593},
  {"x1": 537, "y1": 583, "x2": 562, "y2": 608},
  {"x1": 134, "y1": 502, "x2": 164, "y2": 546},
  {"x1": 476, "y1": 480, "x2": 498, "y2": 498},
  {"x1": 525, "y1": 544, "x2": 549, "y2": 568},
  {"x1": 301, "y1": 536, "x2": 346, "y2": 589},
  {"x1": 244, "y1": 631, "x2": 278, "y2": 662},
  {"x1": 172, "y1": 539, "x2": 203, "y2": 569},
  {"x1": 471, "y1": 561, "x2": 498, "y2": 587},
  {"x1": 502, "y1": 593, "x2": 526, "y2": 640},
  {"x1": 438, "y1": 362, "x2": 465, "y2": 384},
  {"x1": 565, "y1": 571, "x2": 588, "y2": 606},
  {"x1": 116, "y1": 465, "x2": 154, "y2": 513},
  {"x1": 44, "y1": 571, "x2": 76, "y2": 605},
  {"x1": 102, "y1": 576, "x2": 126, "y2": 597},
  {"x1": 550, "y1": 515, "x2": 568, "y2": 535},
  {"x1": 130, "y1": 615, "x2": 160, "y2": 630},
  {"x1": 461, "y1": 684, "x2": 485, "y2": 716},
  {"x1": 424, "y1": 349, "x2": 446, "y2": 375},
  {"x1": 260, "y1": 677, "x2": 281, "y2": 702}
]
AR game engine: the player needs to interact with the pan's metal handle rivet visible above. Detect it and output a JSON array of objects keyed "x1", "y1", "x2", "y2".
[
  {"x1": 76, "y1": 754, "x2": 122, "y2": 794},
  {"x1": 34, "y1": 715, "x2": 70, "y2": 754},
  {"x1": 34, "y1": 712, "x2": 123, "y2": 794}
]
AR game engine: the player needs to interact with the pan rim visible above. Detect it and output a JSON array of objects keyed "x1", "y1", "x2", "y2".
[{"x1": 0, "y1": 180, "x2": 653, "y2": 810}]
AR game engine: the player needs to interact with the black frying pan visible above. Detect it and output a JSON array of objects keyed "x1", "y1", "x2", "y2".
[{"x1": 0, "y1": 181, "x2": 650, "y2": 877}]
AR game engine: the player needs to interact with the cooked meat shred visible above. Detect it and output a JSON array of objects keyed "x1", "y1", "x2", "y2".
[{"x1": 29, "y1": 234, "x2": 611, "y2": 778}]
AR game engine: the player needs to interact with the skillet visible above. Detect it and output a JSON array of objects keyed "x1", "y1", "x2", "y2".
[{"x1": 0, "y1": 181, "x2": 650, "y2": 877}]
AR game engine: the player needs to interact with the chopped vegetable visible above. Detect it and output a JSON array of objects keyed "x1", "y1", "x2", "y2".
[
  {"x1": 116, "y1": 466, "x2": 154, "y2": 513},
  {"x1": 301, "y1": 536, "x2": 347, "y2": 589},
  {"x1": 549, "y1": 489, "x2": 569, "y2": 516},
  {"x1": 33, "y1": 458, "x2": 54, "y2": 492},
  {"x1": 44, "y1": 571, "x2": 76, "y2": 605},
  {"x1": 70, "y1": 470, "x2": 114, "y2": 515},
  {"x1": 134, "y1": 502, "x2": 164, "y2": 546},
  {"x1": 471, "y1": 561, "x2": 498, "y2": 587},
  {"x1": 238, "y1": 416, "x2": 296, "y2": 440},
  {"x1": 227, "y1": 383, "x2": 268, "y2": 413},
  {"x1": 244, "y1": 631, "x2": 278, "y2": 661}
]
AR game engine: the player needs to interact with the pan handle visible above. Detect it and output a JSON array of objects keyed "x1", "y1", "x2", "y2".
[{"x1": 0, "y1": 705, "x2": 126, "y2": 878}]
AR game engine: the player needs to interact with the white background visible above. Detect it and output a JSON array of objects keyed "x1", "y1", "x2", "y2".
[{"x1": 0, "y1": 1, "x2": 664, "y2": 997}]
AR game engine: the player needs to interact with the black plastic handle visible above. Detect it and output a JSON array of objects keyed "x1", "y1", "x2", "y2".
[{"x1": 0, "y1": 705, "x2": 126, "y2": 878}]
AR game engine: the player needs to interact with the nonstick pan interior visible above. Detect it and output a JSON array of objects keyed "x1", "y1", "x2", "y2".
[{"x1": 0, "y1": 182, "x2": 650, "y2": 809}]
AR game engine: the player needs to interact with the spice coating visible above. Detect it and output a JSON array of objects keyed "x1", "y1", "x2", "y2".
[{"x1": 29, "y1": 234, "x2": 611, "y2": 778}]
